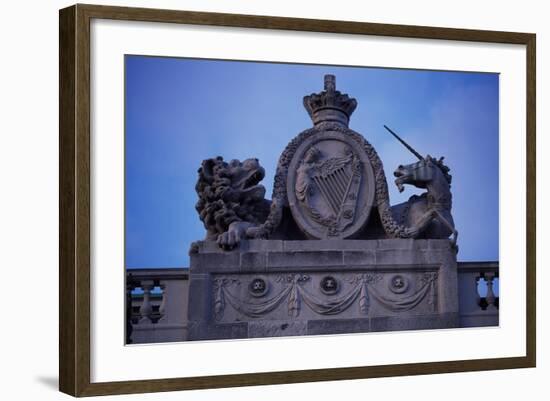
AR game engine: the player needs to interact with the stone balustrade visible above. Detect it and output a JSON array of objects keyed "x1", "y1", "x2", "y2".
[
  {"x1": 126, "y1": 261, "x2": 498, "y2": 343},
  {"x1": 457, "y1": 261, "x2": 499, "y2": 327},
  {"x1": 126, "y1": 268, "x2": 189, "y2": 344}
]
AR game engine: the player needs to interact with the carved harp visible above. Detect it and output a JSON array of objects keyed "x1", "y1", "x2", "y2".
[{"x1": 312, "y1": 156, "x2": 357, "y2": 218}]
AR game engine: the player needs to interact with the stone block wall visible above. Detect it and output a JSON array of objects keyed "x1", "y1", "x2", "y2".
[{"x1": 187, "y1": 239, "x2": 459, "y2": 340}]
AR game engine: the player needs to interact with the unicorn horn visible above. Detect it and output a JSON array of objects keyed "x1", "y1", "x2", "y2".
[{"x1": 384, "y1": 125, "x2": 423, "y2": 161}]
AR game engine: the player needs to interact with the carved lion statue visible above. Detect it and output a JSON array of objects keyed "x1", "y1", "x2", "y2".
[{"x1": 194, "y1": 156, "x2": 271, "y2": 249}]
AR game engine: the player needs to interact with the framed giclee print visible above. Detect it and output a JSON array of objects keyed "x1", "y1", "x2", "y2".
[{"x1": 59, "y1": 3, "x2": 536, "y2": 397}]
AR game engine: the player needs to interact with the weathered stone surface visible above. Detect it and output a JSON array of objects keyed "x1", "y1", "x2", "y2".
[
  {"x1": 375, "y1": 249, "x2": 429, "y2": 265},
  {"x1": 369, "y1": 312, "x2": 460, "y2": 332},
  {"x1": 240, "y1": 252, "x2": 267, "y2": 271},
  {"x1": 307, "y1": 313, "x2": 461, "y2": 336},
  {"x1": 283, "y1": 239, "x2": 378, "y2": 252},
  {"x1": 241, "y1": 239, "x2": 284, "y2": 252},
  {"x1": 343, "y1": 250, "x2": 376, "y2": 266},
  {"x1": 267, "y1": 250, "x2": 343, "y2": 268},
  {"x1": 132, "y1": 323, "x2": 188, "y2": 344},
  {"x1": 307, "y1": 318, "x2": 371, "y2": 335},
  {"x1": 186, "y1": 239, "x2": 460, "y2": 341},
  {"x1": 377, "y1": 238, "x2": 418, "y2": 250},
  {"x1": 190, "y1": 250, "x2": 240, "y2": 272},
  {"x1": 187, "y1": 277, "x2": 211, "y2": 321},
  {"x1": 187, "y1": 321, "x2": 248, "y2": 341},
  {"x1": 459, "y1": 313, "x2": 499, "y2": 328},
  {"x1": 248, "y1": 320, "x2": 308, "y2": 338}
]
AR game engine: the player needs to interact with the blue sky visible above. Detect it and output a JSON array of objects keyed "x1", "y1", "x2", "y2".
[{"x1": 125, "y1": 55, "x2": 499, "y2": 268}]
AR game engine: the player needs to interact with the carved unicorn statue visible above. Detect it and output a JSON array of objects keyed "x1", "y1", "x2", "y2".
[{"x1": 385, "y1": 125, "x2": 458, "y2": 249}]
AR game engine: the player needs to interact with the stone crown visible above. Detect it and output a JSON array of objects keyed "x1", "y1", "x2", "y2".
[{"x1": 303, "y1": 75, "x2": 358, "y2": 127}]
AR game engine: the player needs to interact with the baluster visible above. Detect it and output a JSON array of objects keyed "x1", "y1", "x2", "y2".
[
  {"x1": 485, "y1": 272, "x2": 497, "y2": 309},
  {"x1": 126, "y1": 276, "x2": 137, "y2": 343},
  {"x1": 158, "y1": 283, "x2": 167, "y2": 322},
  {"x1": 139, "y1": 280, "x2": 154, "y2": 323},
  {"x1": 475, "y1": 275, "x2": 482, "y2": 308}
]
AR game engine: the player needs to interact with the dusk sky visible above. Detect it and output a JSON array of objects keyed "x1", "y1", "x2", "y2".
[{"x1": 125, "y1": 55, "x2": 499, "y2": 268}]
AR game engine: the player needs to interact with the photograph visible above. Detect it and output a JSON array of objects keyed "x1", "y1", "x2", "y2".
[
  {"x1": 55, "y1": 3, "x2": 536, "y2": 397},
  {"x1": 124, "y1": 56, "x2": 500, "y2": 344}
]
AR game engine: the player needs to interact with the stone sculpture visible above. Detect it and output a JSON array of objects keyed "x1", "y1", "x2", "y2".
[
  {"x1": 193, "y1": 74, "x2": 457, "y2": 249},
  {"x1": 194, "y1": 157, "x2": 270, "y2": 249},
  {"x1": 188, "y1": 75, "x2": 461, "y2": 340},
  {"x1": 385, "y1": 125, "x2": 458, "y2": 247}
]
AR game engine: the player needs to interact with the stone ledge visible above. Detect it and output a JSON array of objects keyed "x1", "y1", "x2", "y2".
[
  {"x1": 343, "y1": 250, "x2": 376, "y2": 266},
  {"x1": 283, "y1": 239, "x2": 379, "y2": 252},
  {"x1": 193, "y1": 239, "x2": 451, "y2": 255},
  {"x1": 190, "y1": 239, "x2": 455, "y2": 273},
  {"x1": 267, "y1": 250, "x2": 343, "y2": 268}
]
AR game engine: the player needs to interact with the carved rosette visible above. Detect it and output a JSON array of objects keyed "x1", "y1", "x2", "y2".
[{"x1": 212, "y1": 272, "x2": 439, "y2": 321}]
